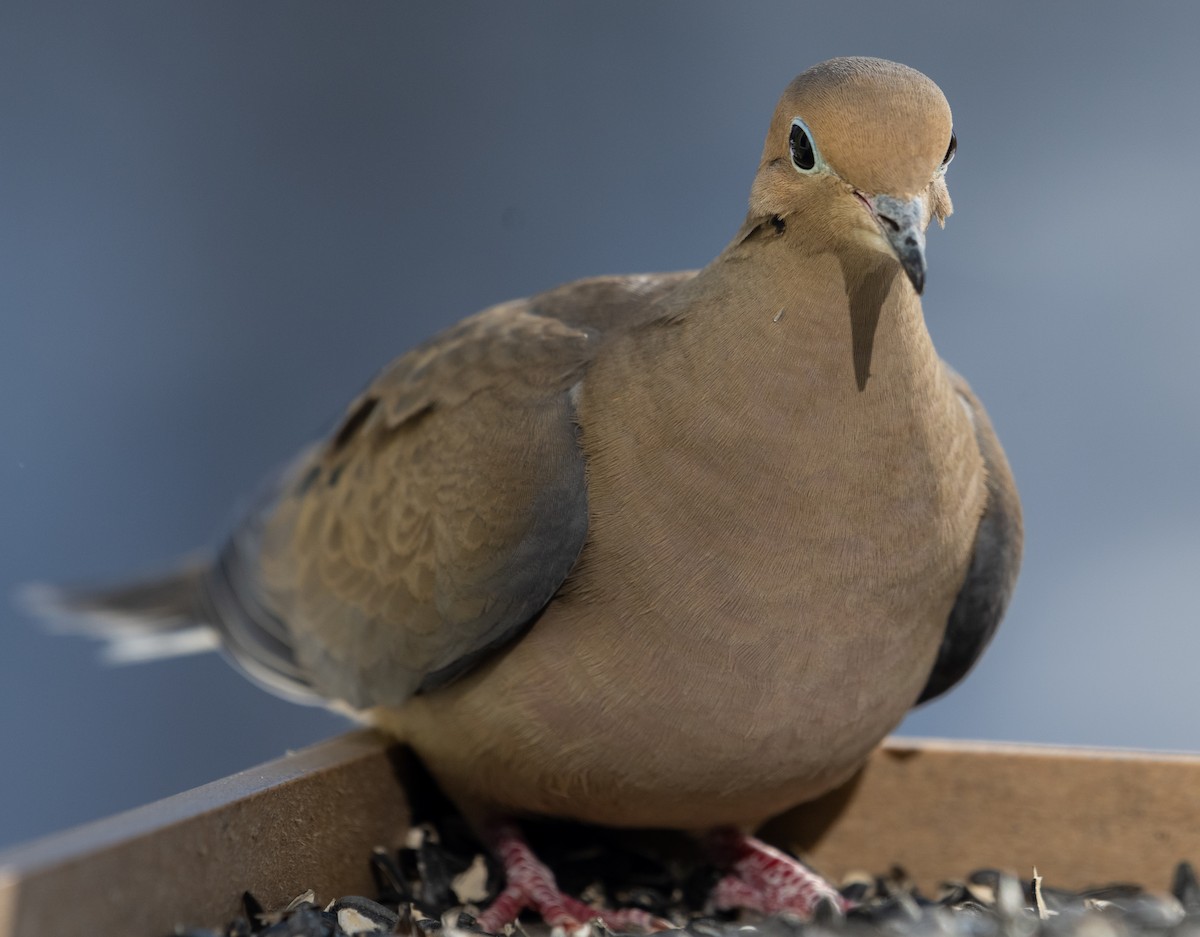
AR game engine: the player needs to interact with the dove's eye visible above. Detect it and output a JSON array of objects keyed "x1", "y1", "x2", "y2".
[
  {"x1": 789, "y1": 118, "x2": 817, "y2": 173},
  {"x1": 941, "y1": 132, "x2": 957, "y2": 169}
]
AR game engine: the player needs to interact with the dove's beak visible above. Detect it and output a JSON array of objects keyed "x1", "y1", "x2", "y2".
[{"x1": 857, "y1": 193, "x2": 928, "y2": 295}]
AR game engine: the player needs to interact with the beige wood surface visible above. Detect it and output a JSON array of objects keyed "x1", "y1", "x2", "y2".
[
  {"x1": 768, "y1": 737, "x2": 1200, "y2": 894},
  {"x1": 0, "y1": 730, "x2": 409, "y2": 937}
]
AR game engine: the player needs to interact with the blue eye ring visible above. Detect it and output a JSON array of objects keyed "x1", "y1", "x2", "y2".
[{"x1": 788, "y1": 117, "x2": 821, "y2": 174}]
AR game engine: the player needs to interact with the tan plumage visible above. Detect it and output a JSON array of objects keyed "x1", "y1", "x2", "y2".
[{"x1": 34, "y1": 57, "x2": 1021, "y2": 909}]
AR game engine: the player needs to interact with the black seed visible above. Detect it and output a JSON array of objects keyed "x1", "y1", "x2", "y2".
[
  {"x1": 1174, "y1": 861, "x2": 1200, "y2": 911},
  {"x1": 241, "y1": 892, "x2": 265, "y2": 933},
  {"x1": 398, "y1": 846, "x2": 421, "y2": 881},
  {"x1": 812, "y1": 895, "x2": 844, "y2": 924},
  {"x1": 848, "y1": 894, "x2": 904, "y2": 923},
  {"x1": 966, "y1": 868, "x2": 1002, "y2": 894},
  {"x1": 685, "y1": 918, "x2": 728, "y2": 937},
  {"x1": 330, "y1": 896, "x2": 401, "y2": 931},
  {"x1": 1113, "y1": 894, "x2": 1187, "y2": 928},
  {"x1": 682, "y1": 864, "x2": 722, "y2": 911},
  {"x1": 1078, "y1": 882, "x2": 1145, "y2": 900},
  {"x1": 417, "y1": 835, "x2": 455, "y2": 909},
  {"x1": 370, "y1": 848, "x2": 413, "y2": 904},
  {"x1": 613, "y1": 885, "x2": 670, "y2": 915},
  {"x1": 259, "y1": 906, "x2": 335, "y2": 937}
]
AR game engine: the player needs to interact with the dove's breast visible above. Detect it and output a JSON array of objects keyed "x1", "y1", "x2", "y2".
[{"x1": 386, "y1": 265, "x2": 986, "y2": 829}]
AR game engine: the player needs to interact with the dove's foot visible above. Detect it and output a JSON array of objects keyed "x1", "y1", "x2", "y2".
[
  {"x1": 477, "y1": 821, "x2": 670, "y2": 934},
  {"x1": 706, "y1": 827, "x2": 846, "y2": 917}
]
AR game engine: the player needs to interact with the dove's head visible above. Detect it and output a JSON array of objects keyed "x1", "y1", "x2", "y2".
[{"x1": 749, "y1": 57, "x2": 955, "y2": 295}]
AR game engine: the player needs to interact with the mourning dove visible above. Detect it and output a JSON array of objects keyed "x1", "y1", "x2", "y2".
[{"x1": 28, "y1": 57, "x2": 1021, "y2": 928}]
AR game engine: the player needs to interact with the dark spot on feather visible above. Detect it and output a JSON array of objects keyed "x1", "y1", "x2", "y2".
[
  {"x1": 397, "y1": 402, "x2": 436, "y2": 431},
  {"x1": 836, "y1": 254, "x2": 898, "y2": 392},
  {"x1": 733, "y1": 215, "x2": 790, "y2": 251},
  {"x1": 331, "y1": 396, "x2": 379, "y2": 453},
  {"x1": 293, "y1": 465, "x2": 321, "y2": 495},
  {"x1": 328, "y1": 463, "x2": 345, "y2": 487}
]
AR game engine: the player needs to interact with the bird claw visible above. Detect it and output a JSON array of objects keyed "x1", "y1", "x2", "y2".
[
  {"x1": 708, "y1": 828, "x2": 846, "y2": 918},
  {"x1": 477, "y1": 822, "x2": 669, "y2": 934}
]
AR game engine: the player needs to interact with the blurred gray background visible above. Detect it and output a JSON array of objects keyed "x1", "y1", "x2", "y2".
[{"x1": 3, "y1": 2, "x2": 1198, "y2": 849}]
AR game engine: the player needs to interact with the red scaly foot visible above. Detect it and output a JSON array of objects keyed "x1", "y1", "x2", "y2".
[
  {"x1": 706, "y1": 827, "x2": 847, "y2": 917},
  {"x1": 476, "y1": 821, "x2": 669, "y2": 934}
]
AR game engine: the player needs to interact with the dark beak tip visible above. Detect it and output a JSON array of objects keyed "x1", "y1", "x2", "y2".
[{"x1": 905, "y1": 265, "x2": 925, "y2": 296}]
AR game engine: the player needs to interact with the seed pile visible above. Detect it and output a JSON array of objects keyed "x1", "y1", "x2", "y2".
[{"x1": 175, "y1": 812, "x2": 1200, "y2": 937}]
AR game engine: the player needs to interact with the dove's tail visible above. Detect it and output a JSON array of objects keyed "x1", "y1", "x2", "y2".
[{"x1": 17, "y1": 563, "x2": 221, "y2": 664}]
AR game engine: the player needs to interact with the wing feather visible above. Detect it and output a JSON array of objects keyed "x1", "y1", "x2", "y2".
[
  {"x1": 916, "y1": 367, "x2": 1023, "y2": 704},
  {"x1": 209, "y1": 273, "x2": 693, "y2": 708}
]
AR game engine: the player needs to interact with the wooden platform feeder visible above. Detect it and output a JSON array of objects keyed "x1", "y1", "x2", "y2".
[{"x1": 3, "y1": 732, "x2": 1199, "y2": 937}]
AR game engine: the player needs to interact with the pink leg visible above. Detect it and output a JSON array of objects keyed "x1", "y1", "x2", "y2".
[
  {"x1": 476, "y1": 822, "x2": 668, "y2": 934},
  {"x1": 706, "y1": 827, "x2": 846, "y2": 917}
]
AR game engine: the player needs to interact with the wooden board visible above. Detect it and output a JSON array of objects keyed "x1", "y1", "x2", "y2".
[
  {"x1": 0, "y1": 730, "x2": 408, "y2": 937},
  {"x1": 5, "y1": 734, "x2": 1200, "y2": 936},
  {"x1": 768, "y1": 737, "x2": 1200, "y2": 894}
]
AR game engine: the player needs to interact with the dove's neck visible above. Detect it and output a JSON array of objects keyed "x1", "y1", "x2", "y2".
[{"x1": 663, "y1": 235, "x2": 943, "y2": 415}]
